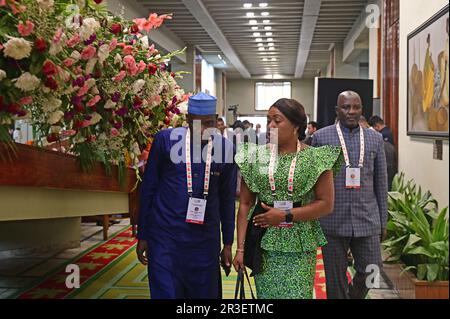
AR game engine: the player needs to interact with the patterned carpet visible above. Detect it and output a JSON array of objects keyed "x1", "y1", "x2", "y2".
[{"x1": 15, "y1": 226, "x2": 339, "y2": 299}]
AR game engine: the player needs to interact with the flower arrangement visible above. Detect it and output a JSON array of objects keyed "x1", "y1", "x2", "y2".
[{"x1": 0, "y1": 0, "x2": 188, "y2": 181}]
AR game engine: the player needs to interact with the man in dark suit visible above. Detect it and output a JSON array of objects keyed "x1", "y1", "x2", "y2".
[{"x1": 312, "y1": 91, "x2": 388, "y2": 299}]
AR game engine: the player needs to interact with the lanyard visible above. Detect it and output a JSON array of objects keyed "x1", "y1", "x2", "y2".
[
  {"x1": 185, "y1": 128, "x2": 213, "y2": 198},
  {"x1": 268, "y1": 140, "x2": 301, "y2": 198},
  {"x1": 336, "y1": 122, "x2": 365, "y2": 168}
]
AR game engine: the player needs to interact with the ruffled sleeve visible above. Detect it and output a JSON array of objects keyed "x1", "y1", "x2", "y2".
[
  {"x1": 234, "y1": 143, "x2": 259, "y2": 193},
  {"x1": 298, "y1": 145, "x2": 344, "y2": 197}
]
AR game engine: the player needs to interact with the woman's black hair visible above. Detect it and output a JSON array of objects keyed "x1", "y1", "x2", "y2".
[{"x1": 270, "y1": 98, "x2": 307, "y2": 141}]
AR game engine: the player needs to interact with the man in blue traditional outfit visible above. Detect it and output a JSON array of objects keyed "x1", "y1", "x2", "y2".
[{"x1": 136, "y1": 92, "x2": 237, "y2": 299}]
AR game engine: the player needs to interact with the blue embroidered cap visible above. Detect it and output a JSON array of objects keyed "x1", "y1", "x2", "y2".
[{"x1": 188, "y1": 92, "x2": 217, "y2": 115}]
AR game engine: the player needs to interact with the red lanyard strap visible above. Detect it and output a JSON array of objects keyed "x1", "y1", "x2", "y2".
[
  {"x1": 268, "y1": 141, "x2": 301, "y2": 197},
  {"x1": 336, "y1": 122, "x2": 365, "y2": 168},
  {"x1": 185, "y1": 128, "x2": 213, "y2": 198}
]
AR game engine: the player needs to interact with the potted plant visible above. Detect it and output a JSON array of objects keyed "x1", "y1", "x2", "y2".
[{"x1": 382, "y1": 173, "x2": 449, "y2": 299}]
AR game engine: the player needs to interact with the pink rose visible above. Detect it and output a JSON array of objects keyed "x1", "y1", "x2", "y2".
[
  {"x1": 137, "y1": 60, "x2": 147, "y2": 74},
  {"x1": 112, "y1": 70, "x2": 126, "y2": 82},
  {"x1": 109, "y1": 38, "x2": 118, "y2": 51},
  {"x1": 66, "y1": 34, "x2": 81, "y2": 48},
  {"x1": 63, "y1": 58, "x2": 76, "y2": 67},
  {"x1": 18, "y1": 20, "x2": 34, "y2": 37},
  {"x1": 122, "y1": 45, "x2": 133, "y2": 55},
  {"x1": 87, "y1": 95, "x2": 101, "y2": 107},
  {"x1": 110, "y1": 127, "x2": 119, "y2": 137},
  {"x1": 53, "y1": 28, "x2": 64, "y2": 43},
  {"x1": 61, "y1": 130, "x2": 77, "y2": 137},
  {"x1": 19, "y1": 96, "x2": 33, "y2": 105},
  {"x1": 81, "y1": 46, "x2": 96, "y2": 60},
  {"x1": 77, "y1": 83, "x2": 90, "y2": 96}
]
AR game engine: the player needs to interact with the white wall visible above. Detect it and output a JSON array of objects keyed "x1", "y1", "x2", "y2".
[
  {"x1": 398, "y1": 0, "x2": 449, "y2": 207},
  {"x1": 226, "y1": 79, "x2": 315, "y2": 124}
]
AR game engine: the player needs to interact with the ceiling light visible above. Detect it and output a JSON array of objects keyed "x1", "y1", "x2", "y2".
[
  {"x1": 255, "y1": 38, "x2": 262, "y2": 42},
  {"x1": 244, "y1": 3, "x2": 252, "y2": 8},
  {"x1": 249, "y1": 20, "x2": 257, "y2": 25},
  {"x1": 265, "y1": 32, "x2": 272, "y2": 36},
  {"x1": 258, "y1": 47, "x2": 265, "y2": 51},
  {"x1": 251, "y1": 26, "x2": 258, "y2": 30},
  {"x1": 269, "y1": 47, "x2": 275, "y2": 50},
  {"x1": 259, "y1": 3, "x2": 268, "y2": 7},
  {"x1": 257, "y1": 43, "x2": 264, "y2": 46},
  {"x1": 268, "y1": 42, "x2": 274, "y2": 46},
  {"x1": 267, "y1": 38, "x2": 273, "y2": 42},
  {"x1": 261, "y1": 12, "x2": 269, "y2": 16},
  {"x1": 263, "y1": 19, "x2": 270, "y2": 24},
  {"x1": 253, "y1": 32, "x2": 261, "y2": 36},
  {"x1": 262, "y1": 58, "x2": 268, "y2": 61},
  {"x1": 271, "y1": 58, "x2": 277, "y2": 61},
  {"x1": 218, "y1": 54, "x2": 222, "y2": 59},
  {"x1": 246, "y1": 12, "x2": 255, "y2": 17},
  {"x1": 264, "y1": 26, "x2": 272, "y2": 30}
]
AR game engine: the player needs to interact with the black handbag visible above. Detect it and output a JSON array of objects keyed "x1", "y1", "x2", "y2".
[
  {"x1": 234, "y1": 268, "x2": 255, "y2": 299},
  {"x1": 244, "y1": 200, "x2": 302, "y2": 276}
]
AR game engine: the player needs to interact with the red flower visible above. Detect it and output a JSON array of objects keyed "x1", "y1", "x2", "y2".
[
  {"x1": 44, "y1": 77, "x2": 58, "y2": 90},
  {"x1": 110, "y1": 23, "x2": 122, "y2": 35},
  {"x1": 93, "y1": 0, "x2": 103, "y2": 4},
  {"x1": 0, "y1": 96, "x2": 5, "y2": 111},
  {"x1": 35, "y1": 38, "x2": 47, "y2": 52},
  {"x1": 42, "y1": 60, "x2": 57, "y2": 76},
  {"x1": 7, "y1": 103, "x2": 21, "y2": 114},
  {"x1": 46, "y1": 133, "x2": 59, "y2": 143},
  {"x1": 148, "y1": 63, "x2": 157, "y2": 75},
  {"x1": 130, "y1": 24, "x2": 139, "y2": 34}
]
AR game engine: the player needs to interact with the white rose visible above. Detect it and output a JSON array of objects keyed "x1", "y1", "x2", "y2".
[
  {"x1": 132, "y1": 79, "x2": 146, "y2": 94},
  {"x1": 79, "y1": 18, "x2": 100, "y2": 41},
  {"x1": 140, "y1": 36, "x2": 149, "y2": 50},
  {"x1": 0, "y1": 69, "x2": 6, "y2": 81},
  {"x1": 42, "y1": 97, "x2": 62, "y2": 113},
  {"x1": 90, "y1": 112, "x2": 102, "y2": 125},
  {"x1": 49, "y1": 41, "x2": 64, "y2": 56},
  {"x1": 97, "y1": 44, "x2": 110, "y2": 64},
  {"x1": 85, "y1": 58, "x2": 98, "y2": 74},
  {"x1": 14, "y1": 72, "x2": 41, "y2": 91},
  {"x1": 85, "y1": 78, "x2": 96, "y2": 88},
  {"x1": 50, "y1": 125, "x2": 62, "y2": 134},
  {"x1": 178, "y1": 101, "x2": 188, "y2": 115},
  {"x1": 104, "y1": 99, "x2": 116, "y2": 109},
  {"x1": 71, "y1": 50, "x2": 81, "y2": 61},
  {"x1": 48, "y1": 110, "x2": 64, "y2": 125},
  {"x1": 37, "y1": 0, "x2": 54, "y2": 11},
  {"x1": 3, "y1": 37, "x2": 33, "y2": 60},
  {"x1": 114, "y1": 53, "x2": 122, "y2": 65}
]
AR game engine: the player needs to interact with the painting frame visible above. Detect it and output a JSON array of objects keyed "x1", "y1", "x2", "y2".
[{"x1": 407, "y1": 5, "x2": 449, "y2": 139}]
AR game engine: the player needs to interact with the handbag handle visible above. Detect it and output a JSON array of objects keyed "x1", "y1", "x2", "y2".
[{"x1": 234, "y1": 268, "x2": 255, "y2": 299}]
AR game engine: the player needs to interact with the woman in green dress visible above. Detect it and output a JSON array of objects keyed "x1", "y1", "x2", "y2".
[{"x1": 232, "y1": 98, "x2": 343, "y2": 299}]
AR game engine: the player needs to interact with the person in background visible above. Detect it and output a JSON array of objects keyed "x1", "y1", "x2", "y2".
[
  {"x1": 216, "y1": 117, "x2": 228, "y2": 138},
  {"x1": 368, "y1": 115, "x2": 394, "y2": 146},
  {"x1": 136, "y1": 92, "x2": 237, "y2": 299},
  {"x1": 233, "y1": 98, "x2": 343, "y2": 299},
  {"x1": 304, "y1": 121, "x2": 318, "y2": 145},
  {"x1": 358, "y1": 116, "x2": 370, "y2": 129},
  {"x1": 312, "y1": 91, "x2": 388, "y2": 299}
]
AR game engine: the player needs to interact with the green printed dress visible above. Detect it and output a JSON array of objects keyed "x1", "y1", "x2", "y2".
[{"x1": 235, "y1": 143, "x2": 343, "y2": 299}]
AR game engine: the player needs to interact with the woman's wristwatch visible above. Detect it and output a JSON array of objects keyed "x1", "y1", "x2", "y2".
[{"x1": 285, "y1": 209, "x2": 294, "y2": 223}]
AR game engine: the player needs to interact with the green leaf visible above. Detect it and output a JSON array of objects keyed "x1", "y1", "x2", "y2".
[
  {"x1": 403, "y1": 234, "x2": 422, "y2": 252},
  {"x1": 417, "y1": 264, "x2": 427, "y2": 280},
  {"x1": 407, "y1": 246, "x2": 435, "y2": 258},
  {"x1": 426, "y1": 264, "x2": 439, "y2": 281},
  {"x1": 430, "y1": 241, "x2": 449, "y2": 252}
]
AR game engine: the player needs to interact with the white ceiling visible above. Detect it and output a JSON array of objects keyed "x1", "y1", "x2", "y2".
[{"x1": 135, "y1": 0, "x2": 369, "y2": 79}]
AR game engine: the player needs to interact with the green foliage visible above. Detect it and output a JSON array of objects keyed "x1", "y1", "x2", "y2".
[{"x1": 383, "y1": 173, "x2": 449, "y2": 281}]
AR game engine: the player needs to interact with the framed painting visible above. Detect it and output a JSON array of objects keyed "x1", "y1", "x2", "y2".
[{"x1": 407, "y1": 5, "x2": 449, "y2": 138}]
